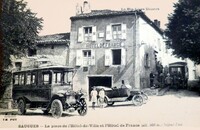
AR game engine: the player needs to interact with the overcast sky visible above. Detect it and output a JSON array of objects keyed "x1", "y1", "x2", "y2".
[{"x1": 23, "y1": 0, "x2": 179, "y2": 36}]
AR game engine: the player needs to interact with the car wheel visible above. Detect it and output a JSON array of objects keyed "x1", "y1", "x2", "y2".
[
  {"x1": 18, "y1": 99, "x2": 26, "y2": 115},
  {"x1": 132, "y1": 95, "x2": 143, "y2": 106},
  {"x1": 51, "y1": 99, "x2": 63, "y2": 118},
  {"x1": 141, "y1": 93, "x2": 148, "y2": 104},
  {"x1": 78, "y1": 99, "x2": 87, "y2": 116}
]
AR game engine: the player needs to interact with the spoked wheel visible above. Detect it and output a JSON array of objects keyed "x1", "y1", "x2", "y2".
[
  {"x1": 18, "y1": 99, "x2": 26, "y2": 115},
  {"x1": 132, "y1": 95, "x2": 143, "y2": 106},
  {"x1": 104, "y1": 98, "x2": 114, "y2": 107},
  {"x1": 78, "y1": 99, "x2": 87, "y2": 116},
  {"x1": 51, "y1": 99, "x2": 63, "y2": 118},
  {"x1": 141, "y1": 93, "x2": 148, "y2": 104}
]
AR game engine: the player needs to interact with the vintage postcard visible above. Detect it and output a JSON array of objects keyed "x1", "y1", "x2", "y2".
[{"x1": 1, "y1": 0, "x2": 200, "y2": 130}]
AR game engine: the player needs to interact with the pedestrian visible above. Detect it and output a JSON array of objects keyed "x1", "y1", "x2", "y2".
[
  {"x1": 150, "y1": 72, "x2": 154, "y2": 88},
  {"x1": 98, "y1": 88, "x2": 105, "y2": 108},
  {"x1": 90, "y1": 87, "x2": 97, "y2": 109},
  {"x1": 165, "y1": 73, "x2": 172, "y2": 89}
]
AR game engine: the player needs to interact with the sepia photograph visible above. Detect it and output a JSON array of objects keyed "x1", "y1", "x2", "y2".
[{"x1": 0, "y1": 0, "x2": 200, "y2": 129}]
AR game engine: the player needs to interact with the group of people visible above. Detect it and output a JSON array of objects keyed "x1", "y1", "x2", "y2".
[
  {"x1": 90, "y1": 87, "x2": 105, "y2": 109},
  {"x1": 150, "y1": 71, "x2": 187, "y2": 90}
]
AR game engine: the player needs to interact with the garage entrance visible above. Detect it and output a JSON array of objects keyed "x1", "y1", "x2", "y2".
[{"x1": 88, "y1": 76, "x2": 112, "y2": 95}]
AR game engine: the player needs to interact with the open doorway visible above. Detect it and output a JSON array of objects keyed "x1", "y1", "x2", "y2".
[{"x1": 88, "y1": 76, "x2": 112, "y2": 97}]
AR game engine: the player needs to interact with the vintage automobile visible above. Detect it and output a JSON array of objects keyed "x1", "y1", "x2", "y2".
[
  {"x1": 12, "y1": 65, "x2": 87, "y2": 118},
  {"x1": 95, "y1": 85, "x2": 148, "y2": 106}
]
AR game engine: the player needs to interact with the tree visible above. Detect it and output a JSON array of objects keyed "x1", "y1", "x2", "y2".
[
  {"x1": 0, "y1": 0, "x2": 43, "y2": 98},
  {"x1": 165, "y1": 0, "x2": 200, "y2": 64}
]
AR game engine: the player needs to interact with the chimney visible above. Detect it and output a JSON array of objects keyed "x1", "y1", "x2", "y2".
[
  {"x1": 83, "y1": 0, "x2": 91, "y2": 13},
  {"x1": 76, "y1": 3, "x2": 82, "y2": 15},
  {"x1": 154, "y1": 19, "x2": 160, "y2": 28}
]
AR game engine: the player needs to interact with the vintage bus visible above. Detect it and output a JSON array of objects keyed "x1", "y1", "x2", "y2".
[
  {"x1": 169, "y1": 62, "x2": 188, "y2": 89},
  {"x1": 12, "y1": 65, "x2": 87, "y2": 118}
]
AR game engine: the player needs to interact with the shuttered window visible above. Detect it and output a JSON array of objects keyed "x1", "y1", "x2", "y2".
[
  {"x1": 105, "y1": 48, "x2": 126, "y2": 66},
  {"x1": 78, "y1": 26, "x2": 97, "y2": 42},
  {"x1": 76, "y1": 50, "x2": 95, "y2": 66}
]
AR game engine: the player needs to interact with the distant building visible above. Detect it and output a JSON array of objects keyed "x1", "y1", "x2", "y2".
[
  {"x1": 11, "y1": 33, "x2": 70, "y2": 71},
  {"x1": 69, "y1": 9, "x2": 168, "y2": 93}
]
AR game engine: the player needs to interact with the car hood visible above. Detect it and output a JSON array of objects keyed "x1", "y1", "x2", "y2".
[{"x1": 95, "y1": 86, "x2": 112, "y2": 91}]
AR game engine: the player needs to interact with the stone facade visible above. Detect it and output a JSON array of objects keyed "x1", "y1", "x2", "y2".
[{"x1": 69, "y1": 10, "x2": 166, "y2": 94}]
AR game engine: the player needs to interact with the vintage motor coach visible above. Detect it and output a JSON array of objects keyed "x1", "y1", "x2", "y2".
[{"x1": 12, "y1": 66, "x2": 87, "y2": 118}]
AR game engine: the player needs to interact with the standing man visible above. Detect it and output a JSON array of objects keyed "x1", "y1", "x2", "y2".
[
  {"x1": 98, "y1": 88, "x2": 105, "y2": 108},
  {"x1": 90, "y1": 87, "x2": 97, "y2": 109}
]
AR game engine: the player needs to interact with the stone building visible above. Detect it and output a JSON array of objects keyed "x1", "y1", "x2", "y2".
[
  {"x1": 69, "y1": 10, "x2": 167, "y2": 93},
  {"x1": 11, "y1": 33, "x2": 70, "y2": 71}
]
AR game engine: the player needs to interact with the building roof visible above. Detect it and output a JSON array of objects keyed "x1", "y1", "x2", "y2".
[
  {"x1": 36, "y1": 33, "x2": 70, "y2": 45},
  {"x1": 70, "y1": 10, "x2": 163, "y2": 35}
]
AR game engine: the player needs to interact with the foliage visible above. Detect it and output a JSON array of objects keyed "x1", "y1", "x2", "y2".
[
  {"x1": 0, "y1": 0, "x2": 43, "y2": 99},
  {"x1": 165, "y1": 0, "x2": 200, "y2": 64}
]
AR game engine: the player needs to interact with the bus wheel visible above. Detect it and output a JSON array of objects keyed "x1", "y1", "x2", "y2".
[
  {"x1": 51, "y1": 99, "x2": 63, "y2": 118},
  {"x1": 18, "y1": 99, "x2": 26, "y2": 115},
  {"x1": 78, "y1": 99, "x2": 87, "y2": 116}
]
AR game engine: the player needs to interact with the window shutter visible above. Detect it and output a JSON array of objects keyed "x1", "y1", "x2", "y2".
[
  {"x1": 121, "y1": 48, "x2": 126, "y2": 65},
  {"x1": 76, "y1": 50, "x2": 83, "y2": 66},
  {"x1": 91, "y1": 50, "x2": 95, "y2": 65},
  {"x1": 78, "y1": 27, "x2": 83, "y2": 42},
  {"x1": 121, "y1": 24, "x2": 127, "y2": 39},
  {"x1": 105, "y1": 49, "x2": 112, "y2": 66},
  {"x1": 106, "y1": 25, "x2": 112, "y2": 40},
  {"x1": 92, "y1": 26, "x2": 97, "y2": 41}
]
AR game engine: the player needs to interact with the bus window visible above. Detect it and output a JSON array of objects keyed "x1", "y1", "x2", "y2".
[
  {"x1": 53, "y1": 73, "x2": 61, "y2": 84},
  {"x1": 32, "y1": 74, "x2": 36, "y2": 84},
  {"x1": 26, "y1": 73, "x2": 31, "y2": 85},
  {"x1": 42, "y1": 71, "x2": 52, "y2": 85},
  {"x1": 19, "y1": 73, "x2": 25, "y2": 85},
  {"x1": 14, "y1": 74, "x2": 19, "y2": 85},
  {"x1": 65, "y1": 72, "x2": 73, "y2": 84}
]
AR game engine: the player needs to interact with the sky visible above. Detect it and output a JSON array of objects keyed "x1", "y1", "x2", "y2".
[{"x1": 23, "y1": 0, "x2": 179, "y2": 36}]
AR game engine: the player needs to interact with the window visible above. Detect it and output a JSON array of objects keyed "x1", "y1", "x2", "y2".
[
  {"x1": 19, "y1": 73, "x2": 25, "y2": 85},
  {"x1": 32, "y1": 74, "x2": 36, "y2": 84},
  {"x1": 105, "y1": 48, "x2": 126, "y2": 66},
  {"x1": 76, "y1": 50, "x2": 95, "y2": 66},
  {"x1": 112, "y1": 24, "x2": 122, "y2": 39},
  {"x1": 83, "y1": 50, "x2": 91, "y2": 66},
  {"x1": 112, "y1": 49, "x2": 121, "y2": 65},
  {"x1": 78, "y1": 26, "x2": 96, "y2": 42},
  {"x1": 53, "y1": 73, "x2": 62, "y2": 84},
  {"x1": 15, "y1": 62, "x2": 22, "y2": 71},
  {"x1": 28, "y1": 48, "x2": 37, "y2": 56},
  {"x1": 42, "y1": 71, "x2": 52, "y2": 85},
  {"x1": 26, "y1": 73, "x2": 31, "y2": 85},
  {"x1": 106, "y1": 24, "x2": 126, "y2": 40},
  {"x1": 84, "y1": 27, "x2": 92, "y2": 41}
]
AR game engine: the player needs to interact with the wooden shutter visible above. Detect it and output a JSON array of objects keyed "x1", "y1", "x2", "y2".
[
  {"x1": 121, "y1": 24, "x2": 127, "y2": 39},
  {"x1": 92, "y1": 26, "x2": 97, "y2": 41},
  {"x1": 106, "y1": 25, "x2": 112, "y2": 40},
  {"x1": 78, "y1": 27, "x2": 83, "y2": 42},
  {"x1": 121, "y1": 48, "x2": 126, "y2": 65},
  {"x1": 105, "y1": 49, "x2": 112, "y2": 66},
  {"x1": 91, "y1": 50, "x2": 95, "y2": 65},
  {"x1": 76, "y1": 50, "x2": 83, "y2": 66}
]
